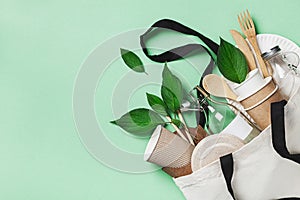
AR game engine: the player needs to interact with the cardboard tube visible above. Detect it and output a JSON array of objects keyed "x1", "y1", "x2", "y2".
[
  {"x1": 192, "y1": 125, "x2": 208, "y2": 145},
  {"x1": 162, "y1": 163, "x2": 193, "y2": 178}
]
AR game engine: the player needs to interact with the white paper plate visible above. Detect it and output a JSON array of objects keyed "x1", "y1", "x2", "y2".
[
  {"x1": 256, "y1": 34, "x2": 300, "y2": 57},
  {"x1": 191, "y1": 134, "x2": 244, "y2": 172}
]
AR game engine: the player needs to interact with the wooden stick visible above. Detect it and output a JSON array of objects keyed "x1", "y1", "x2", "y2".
[
  {"x1": 177, "y1": 111, "x2": 195, "y2": 146},
  {"x1": 166, "y1": 116, "x2": 189, "y2": 143}
]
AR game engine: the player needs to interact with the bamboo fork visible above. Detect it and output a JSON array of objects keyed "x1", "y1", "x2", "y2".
[{"x1": 238, "y1": 10, "x2": 269, "y2": 78}]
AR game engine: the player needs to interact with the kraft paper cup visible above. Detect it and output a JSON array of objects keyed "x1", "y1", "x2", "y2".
[
  {"x1": 226, "y1": 68, "x2": 283, "y2": 130},
  {"x1": 144, "y1": 126, "x2": 194, "y2": 178},
  {"x1": 240, "y1": 79, "x2": 283, "y2": 130}
]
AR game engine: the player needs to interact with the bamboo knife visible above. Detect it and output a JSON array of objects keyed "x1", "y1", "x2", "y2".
[{"x1": 230, "y1": 29, "x2": 257, "y2": 71}]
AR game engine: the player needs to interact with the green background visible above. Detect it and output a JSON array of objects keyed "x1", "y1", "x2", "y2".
[{"x1": 1, "y1": 0, "x2": 300, "y2": 199}]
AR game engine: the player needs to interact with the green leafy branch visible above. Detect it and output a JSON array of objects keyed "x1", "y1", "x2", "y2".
[
  {"x1": 111, "y1": 50, "x2": 195, "y2": 145},
  {"x1": 112, "y1": 37, "x2": 248, "y2": 144}
]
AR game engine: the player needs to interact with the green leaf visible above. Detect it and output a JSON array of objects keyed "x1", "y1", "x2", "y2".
[
  {"x1": 217, "y1": 38, "x2": 248, "y2": 83},
  {"x1": 120, "y1": 48, "x2": 147, "y2": 74},
  {"x1": 171, "y1": 119, "x2": 182, "y2": 127},
  {"x1": 161, "y1": 85, "x2": 181, "y2": 113},
  {"x1": 146, "y1": 93, "x2": 168, "y2": 116},
  {"x1": 161, "y1": 63, "x2": 183, "y2": 112},
  {"x1": 110, "y1": 108, "x2": 165, "y2": 136}
]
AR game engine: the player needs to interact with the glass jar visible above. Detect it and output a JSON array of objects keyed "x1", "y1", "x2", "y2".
[
  {"x1": 262, "y1": 45, "x2": 300, "y2": 98},
  {"x1": 262, "y1": 46, "x2": 299, "y2": 78}
]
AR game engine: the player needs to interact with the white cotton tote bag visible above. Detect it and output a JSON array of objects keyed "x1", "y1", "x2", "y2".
[{"x1": 174, "y1": 89, "x2": 300, "y2": 200}]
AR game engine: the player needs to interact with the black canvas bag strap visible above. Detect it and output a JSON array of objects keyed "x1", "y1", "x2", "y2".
[
  {"x1": 140, "y1": 19, "x2": 219, "y2": 59},
  {"x1": 220, "y1": 153, "x2": 236, "y2": 199},
  {"x1": 271, "y1": 100, "x2": 300, "y2": 164},
  {"x1": 140, "y1": 19, "x2": 219, "y2": 126},
  {"x1": 220, "y1": 100, "x2": 300, "y2": 199}
]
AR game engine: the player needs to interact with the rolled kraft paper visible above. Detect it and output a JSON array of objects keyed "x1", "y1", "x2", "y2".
[
  {"x1": 144, "y1": 126, "x2": 207, "y2": 178},
  {"x1": 178, "y1": 126, "x2": 208, "y2": 145},
  {"x1": 190, "y1": 125, "x2": 208, "y2": 145},
  {"x1": 240, "y1": 79, "x2": 283, "y2": 130},
  {"x1": 162, "y1": 163, "x2": 192, "y2": 178}
]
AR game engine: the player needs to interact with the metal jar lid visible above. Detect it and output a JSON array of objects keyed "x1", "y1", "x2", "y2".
[{"x1": 261, "y1": 45, "x2": 281, "y2": 60}]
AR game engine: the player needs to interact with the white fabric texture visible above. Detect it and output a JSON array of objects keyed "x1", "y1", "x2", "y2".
[
  {"x1": 174, "y1": 90, "x2": 300, "y2": 200},
  {"x1": 174, "y1": 159, "x2": 233, "y2": 200},
  {"x1": 285, "y1": 86, "x2": 300, "y2": 154}
]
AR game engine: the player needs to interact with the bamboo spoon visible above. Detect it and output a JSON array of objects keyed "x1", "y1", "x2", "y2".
[{"x1": 203, "y1": 74, "x2": 238, "y2": 101}]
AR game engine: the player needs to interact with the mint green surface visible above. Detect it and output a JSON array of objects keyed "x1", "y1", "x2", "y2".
[{"x1": 1, "y1": 0, "x2": 300, "y2": 199}]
